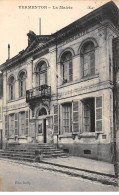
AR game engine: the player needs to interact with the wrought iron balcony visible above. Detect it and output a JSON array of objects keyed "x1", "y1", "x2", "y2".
[{"x1": 26, "y1": 85, "x2": 51, "y2": 103}]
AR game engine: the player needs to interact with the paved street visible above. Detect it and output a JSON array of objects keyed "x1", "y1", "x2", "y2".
[{"x1": 0, "y1": 159, "x2": 118, "y2": 191}]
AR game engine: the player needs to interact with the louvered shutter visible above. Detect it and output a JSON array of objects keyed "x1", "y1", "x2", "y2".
[
  {"x1": 53, "y1": 104, "x2": 59, "y2": 135},
  {"x1": 15, "y1": 113, "x2": 18, "y2": 135},
  {"x1": 25, "y1": 110, "x2": 29, "y2": 135},
  {"x1": 72, "y1": 100, "x2": 79, "y2": 133},
  {"x1": 79, "y1": 101, "x2": 83, "y2": 133},
  {"x1": 5, "y1": 115, "x2": 9, "y2": 138},
  {"x1": 95, "y1": 96, "x2": 103, "y2": 132},
  {"x1": 69, "y1": 60, "x2": 73, "y2": 81},
  {"x1": 90, "y1": 52, "x2": 95, "y2": 76},
  {"x1": 80, "y1": 56, "x2": 84, "y2": 78}
]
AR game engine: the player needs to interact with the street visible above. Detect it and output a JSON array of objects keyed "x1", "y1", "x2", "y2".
[{"x1": 0, "y1": 159, "x2": 118, "y2": 191}]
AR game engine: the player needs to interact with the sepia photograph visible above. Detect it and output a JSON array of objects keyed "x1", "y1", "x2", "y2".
[{"x1": 0, "y1": 0, "x2": 119, "y2": 192}]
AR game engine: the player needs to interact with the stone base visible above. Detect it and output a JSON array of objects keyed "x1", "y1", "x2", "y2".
[{"x1": 58, "y1": 142, "x2": 113, "y2": 163}]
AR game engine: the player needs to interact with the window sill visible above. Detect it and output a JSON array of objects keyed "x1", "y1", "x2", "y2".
[
  {"x1": 58, "y1": 74, "x2": 99, "y2": 89},
  {"x1": 59, "y1": 133, "x2": 72, "y2": 139},
  {"x1": 78, "y1": 132, "x2": 98, "y2": 139},
  {"x1": 8, "y1": 136, "x2": 15, "y2": 139},
  {"x1": 18, "y1": 136, "x2": 27, "y2": 139},
  {"x1": 37, "y1": 133, "x2": 43, "y2": 136},
  {"x1": 7, "y1": 96, "x2": 26, "y2": 103}
]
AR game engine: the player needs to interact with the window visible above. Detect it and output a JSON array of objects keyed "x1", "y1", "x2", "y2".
[
  {"x1": 19, "y1": 71, "x2": 26, "y2": 97},
  {"x1": 61, "y1": 51, "x2": 73, "y2": 83},
  {"x1": 83, "y1": 98, "x2": 95, "y2": 132},
  {"x1": 19, "y1": 112, "x2": 25, "y2": 136},
  {"x1": 8, "y1": 76, "x2": 15, "y2": 100},
  {"x1": 9, "y1": 114, "x2": 15, "y2": 136},
  {"x1": 62, "y1": 103, "x2": 72, "y2": 133},
  {"x1": 81, "y1": 41, "x2": 95, "y2": 78},
  {"x1": 82, "y1": 97, "x2": 103, "y2": 133},
  {"x1": 37, "y1": 61, "x2": 47, "y2": 86}
]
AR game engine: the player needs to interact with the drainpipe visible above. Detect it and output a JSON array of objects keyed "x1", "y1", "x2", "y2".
[{"x1": 112, "y1": 37, "x2": 119, "y2": 178}]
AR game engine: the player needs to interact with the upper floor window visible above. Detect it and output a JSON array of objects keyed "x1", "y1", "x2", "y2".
[
  {"x1": 37, "y1": 61, "x2": 47, "y2": 86},
  {"x1": 19, "y1": 71, "x2": 26, "y2": 97},
  {"x1": 8, "y1": 76, "x2": 15, "y2": 100},
  {"x1": 61, "y1": 51, "x2": 73, "y2": 83},
  {"x1": 81, "y1": 41, "x2": 95, "y2": 78}
]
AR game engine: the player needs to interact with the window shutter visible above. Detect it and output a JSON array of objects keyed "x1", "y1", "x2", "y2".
[
  {"x1": 90, "y1": 52, "x2": 95, "y2": 76},
  {"x1": 25, "y1": 110, "x2": 29, "y2": 135},
  {"x1": 72, "y1": 100, "x2": 79, "y2": 133},
  {"x1": 53, "y1": 104, "x2": 59, "y2": 135},
  {"x1": 5, "y1": 115, "x2": 9, "y2": 138},
  {"x1": 95, "y1": 96, "x2": 103, "y2": 132},
  {"x1": 79, "y1": 101, "x2": 83, "y2": 133},
  {"x1": 23, "y1": 80, "x2": 26, "y2": 96},
  {"x1": 45, "y1": 72, "x2": 47, "y2": 84},
  {"x1": 80, "y1": 56, "x2": 84, "y2": 78},
  {"x1": 69, "y1": 60, "x2": 73, "y2": 81},
  {"x1": 15, "y1": 113, "x2": 18, "y2": 135}
]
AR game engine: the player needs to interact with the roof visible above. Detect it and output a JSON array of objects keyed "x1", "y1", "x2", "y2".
[{"x1": 0, "y1": 1, "x2": 118, "y2": 71}]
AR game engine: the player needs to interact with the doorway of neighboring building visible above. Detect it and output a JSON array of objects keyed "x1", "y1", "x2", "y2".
[
  {"x1": 43, "y1": 119, "x2": 46, "y2": 143},
  {"x1": 0, "y1": 129, "x2": 2, "y2": 149}
]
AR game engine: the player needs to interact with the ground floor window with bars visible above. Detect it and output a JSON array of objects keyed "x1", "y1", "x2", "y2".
[{"x1": 62, "y1": 103, "x2": 72, "y2": 133}]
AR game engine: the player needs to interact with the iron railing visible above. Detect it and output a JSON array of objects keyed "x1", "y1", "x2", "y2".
[{"x1": 26, "y1": 85, "x2": 51, "y2": 102}]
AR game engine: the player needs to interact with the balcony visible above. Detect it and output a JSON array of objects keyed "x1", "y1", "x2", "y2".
[{"x1": 26, "y1": 85, "x2": 51, "y2": 103}]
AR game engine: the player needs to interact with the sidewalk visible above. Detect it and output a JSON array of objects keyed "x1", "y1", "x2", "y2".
[{"x1": 42, "y1": 156, "x2": 115, "y2": 176}]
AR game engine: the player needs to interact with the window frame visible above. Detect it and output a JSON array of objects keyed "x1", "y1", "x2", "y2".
[
  {"x1": 37, "y1": 62, "x2": 47, "y2": 86},
  {"x1": 62, "y1": 103, "x2": 72, "y2": 134},
  {"x1": 61, "y1": 51, "x2": 73, "y2": 84},
  {"x1": 8, "y1": 76, "x2": 15, "y2": 101},
  {"x1": 18, "y1": 71, "x2": 26, "y2": 98},
  {"x1": 9, "y1": 113, "x2": 15, "y2": 137},
  {"x1": 81, "y1": 42, "x2": 95, "y2": 78}
]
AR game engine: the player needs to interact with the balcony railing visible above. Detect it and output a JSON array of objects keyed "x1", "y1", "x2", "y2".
[{"x1": 26, "y1": 85, "x2": 51, "y2": 103}]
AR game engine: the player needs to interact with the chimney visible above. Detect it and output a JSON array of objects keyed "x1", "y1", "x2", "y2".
[
  {"x1": 8, "y1": 44, "x2": 10, "y2": 59},
  {"x1": 27, "y1": 31, "x2": 36, "y2": 46}
]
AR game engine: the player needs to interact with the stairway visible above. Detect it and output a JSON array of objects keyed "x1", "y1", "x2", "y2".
[{"x1": 0, "y1": 143, "x2": 69, "y2": 162}]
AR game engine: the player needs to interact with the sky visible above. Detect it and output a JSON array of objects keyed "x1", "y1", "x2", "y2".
[{"x1": 0, "y1": 0, "x2": 119, "y2": 65}]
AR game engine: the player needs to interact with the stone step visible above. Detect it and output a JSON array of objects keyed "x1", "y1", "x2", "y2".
[
  {"x1": 1, "y1": 150, "x2": 66, "y2": 157},
  {"x1": 1, "y1": 143, "x2": 69, "y2": 162},
  {"x1": 4, "y1": 148, "x2": 62, "y2": 154},
  {"x1": 0, "y1": 155, "x2": 34, "y2": 162},
  {"x1": 6, "y1": 146, "x2": 56, "y2": 150}
]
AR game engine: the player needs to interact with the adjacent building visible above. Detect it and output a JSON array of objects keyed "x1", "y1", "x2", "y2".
[
  {"x1": 0, "y1": 73, "x2": 3, "y2": 149},
  {"x1": 0, "y1": 1, "x2": 119, "y2": 162}
]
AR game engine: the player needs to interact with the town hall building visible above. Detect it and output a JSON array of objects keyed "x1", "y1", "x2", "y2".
[{"x1": 0, "y1": 1, "x2": 119, "y2": 163}]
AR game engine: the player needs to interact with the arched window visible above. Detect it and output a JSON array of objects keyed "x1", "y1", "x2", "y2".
[
  {"x1": 19, "y1": 71, "x2": 26, "y2": 97},
  {"x1": 37, "y1": 61, "x2": 47, "y2": 86},
  {"x1": 8, "y1": 76, "x2": 15, "y2": 100},
  {"x1": 61, "y1": 51, "x2": 73, "y2": 83},
  {"x1": 81, "y1": 41, "x2": 95, "y2": 78},
  {"x1": 38, "y1": 107, "x2": 47, "y2": 116}
]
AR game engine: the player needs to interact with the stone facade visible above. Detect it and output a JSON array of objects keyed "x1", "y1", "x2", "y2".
[{"x1": 0, "y1": 1, "x2": 119, "y2": 162}]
